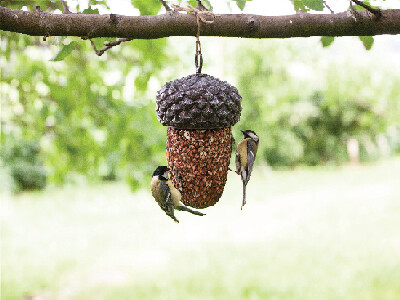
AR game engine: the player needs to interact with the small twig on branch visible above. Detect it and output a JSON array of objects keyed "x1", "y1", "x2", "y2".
[
  {"x1": 196, "y1": 0, "x2": 208, "y2": 11},
  {"x1": 159, "y1": 0, "x2": 172, "y2": 11},
  {"x1": 90, "y1": 38, "x2": 132, "y2": 56},
  {"x1": 58, "y1": 0, "x2": 72, "y2": 14},
  {"x1": 351, "y1": 0, "x2": 382, "y2": 18},
  {"x1": 323, "y1": 1, "x2": 334, "y2": 14}
]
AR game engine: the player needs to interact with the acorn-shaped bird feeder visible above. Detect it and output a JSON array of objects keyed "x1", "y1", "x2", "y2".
[{"x1": 156, "y1": 70, "x2": 242, "y2": 208}]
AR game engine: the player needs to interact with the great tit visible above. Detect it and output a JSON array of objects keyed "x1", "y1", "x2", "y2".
[
  {"x1": 151, "y1": 166, "x2": 205, "y2": 223},
  {"x1": 235, "y1": 130, "x2": 259, "y2": 209}
]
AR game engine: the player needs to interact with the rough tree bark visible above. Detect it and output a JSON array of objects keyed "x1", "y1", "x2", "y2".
[{"x1": 1, "y1": 6, "x2": 400, "y2": 39}]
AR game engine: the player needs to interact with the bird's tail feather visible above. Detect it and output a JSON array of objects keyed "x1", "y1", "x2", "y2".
[
  {"x1": 176, "y1": 205, "x2": 205, "y2": 216},
  {"x1": 241, "y1": 181, "x2": 247, "y2": 210}
]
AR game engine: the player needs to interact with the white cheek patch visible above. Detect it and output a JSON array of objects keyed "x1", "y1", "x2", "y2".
[{"x1": 248, "y1": 133, "x2": 258, "y2": 141}]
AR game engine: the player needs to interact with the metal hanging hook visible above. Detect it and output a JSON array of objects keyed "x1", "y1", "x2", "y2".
[
  {"x1": 195, "y1": 51, "x2": 203, "y2": 74},
  {"x1": 195, "y1": 39, "x2": 203, "y2": 74}
]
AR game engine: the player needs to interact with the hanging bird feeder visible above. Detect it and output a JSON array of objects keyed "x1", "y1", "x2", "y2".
[{"x1": 155, "y1": 5, "x2": 242, "y2": 208}]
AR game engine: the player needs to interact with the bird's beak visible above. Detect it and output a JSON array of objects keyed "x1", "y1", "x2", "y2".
[{"x1": 240, "y1": 130, "x2": 245, "y2": 133}]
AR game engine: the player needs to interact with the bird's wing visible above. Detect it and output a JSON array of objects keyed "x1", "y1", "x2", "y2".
[
  {"x1": 235, "y1": 142, "x2": 242, "y2": 175},
  {"x1": 235, "y1": 152, "x2": 240, "y2": 174},
  {"x1": 158, "y1": 181, "x2": 170, "y2": 207},
  {"x1": 245, "y1": 139, "x2": 257, "y2": 184},
  {"x1": 231, "y1": 135, "x2": 237, "y2": 153},
  {"x1": 160, "y1": 181, "x2": 179, "y2": 223}
]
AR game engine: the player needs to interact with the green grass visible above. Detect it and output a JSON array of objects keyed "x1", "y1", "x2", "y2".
[{"x1": 2, "y1": 159, "x2": 400, "y2": 300}]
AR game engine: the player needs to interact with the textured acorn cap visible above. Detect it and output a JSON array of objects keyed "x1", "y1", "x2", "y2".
[{"x1": 156, "y1": 74, "x2": 242, "y2": 129}]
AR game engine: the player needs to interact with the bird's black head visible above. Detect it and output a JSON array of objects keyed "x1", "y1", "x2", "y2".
[
  {"x1": 153, "y1": 166, "x2": 169, "y2": 181},
  {"x1": 241, "y1": 130, "x2": 259, "y2": 143}
]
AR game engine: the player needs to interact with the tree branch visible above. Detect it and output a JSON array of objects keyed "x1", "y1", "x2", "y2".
[{"x1": 1, "y1": 6, "x2": 400, "y2": 39}]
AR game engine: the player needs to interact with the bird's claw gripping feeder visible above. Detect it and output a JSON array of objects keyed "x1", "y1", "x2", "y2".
[{"x1": 156, "y1": 41, "x2": 242, "y2": 209}]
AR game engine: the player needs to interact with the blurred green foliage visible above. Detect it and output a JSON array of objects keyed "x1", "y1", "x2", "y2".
[
  {"x1": 234, "y1": 39, "x2": 400, "y2": 167},
  {"x1": 0, "y1": 138, "x2": 46, "y2": 191},
  {"x1": 1, "y1": 40, "x2": 169, "y2": 190},
  {"x1": 1, "y1": 1, "x2": 399, "y2": 191}
]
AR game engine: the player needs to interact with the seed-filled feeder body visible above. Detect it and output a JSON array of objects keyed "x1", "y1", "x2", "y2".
[{"x1": 156, "y1": 74, "x2": 242, "y2": 208}]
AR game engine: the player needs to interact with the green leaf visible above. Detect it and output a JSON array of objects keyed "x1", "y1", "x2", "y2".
[
  {"x1": 303, "y1": 0, "x2": 324, "y2": 11},
  {"x1": 235, "y1": 0, "x2": 247, "y2": 11},
  {"x1": 188, "y1": 0, "x2": 197, "y2": 8},
  {"x1": 91, "y1": 38, "x2": 107, "y2": 50},
  {"x1": 131, "y1": 0, "x2": 162, "y2": 15},
  {"x1": 321, "y1": 36, "x2": 335, "y2": 47},
  {"x1": 290, "y1": 0, "x2": 309, "y2": 12},
  {"x1": 82, "y1": 7, "x2": 100, "y2": 14},
  {"x1": 351, "y1": 4, "x2": 364, "y2": 11},
  {"x1": 291, "y1": 0, "x2": 324, "y2": 11},
  {"x1": 186, "y1": 1, "x2": 213, "y2": 11},
  {"x1": 51, "y1": 41, "x2": 78, "y2": 61},
  {"x1": 88, "y1": 0, "x2": 109, "y2": 9},
  {"x1": 201, "y1": 0, "x2": 213, "y2": 11},
  {"x1": 359, "y1": 36, "x2": 374, "y2": 50}
]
